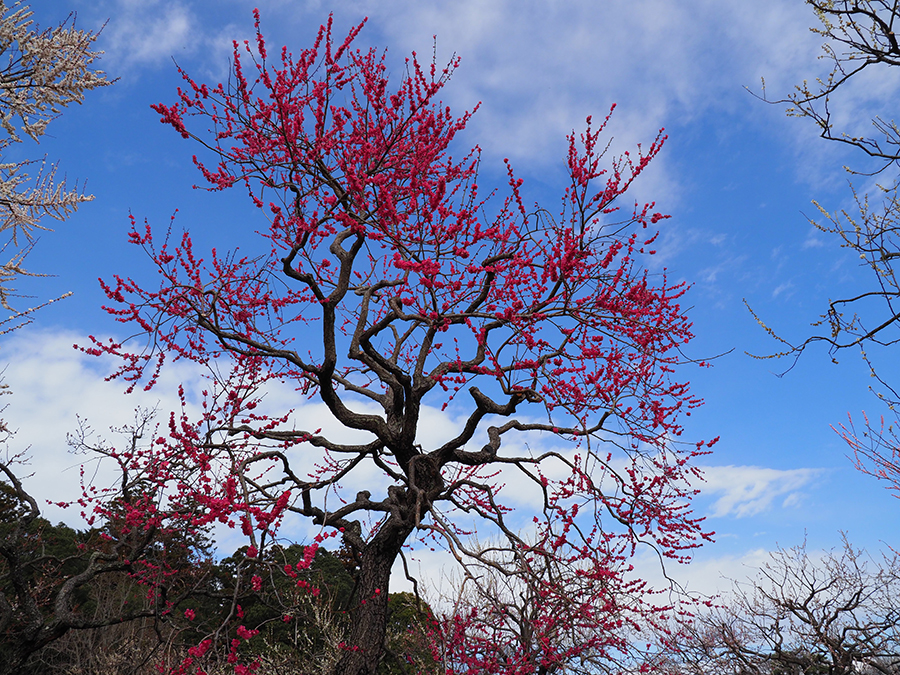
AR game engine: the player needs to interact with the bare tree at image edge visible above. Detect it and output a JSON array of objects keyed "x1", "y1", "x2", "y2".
[
  {"x1": 658, "y1": 536, "x2": 900, "y2": 675},
  {"x1": 746, "y1": 0, "x2": 900, "y2": 501},
  {"x1": 0, "y1": 1, "x2": 111, "y2": 331}
]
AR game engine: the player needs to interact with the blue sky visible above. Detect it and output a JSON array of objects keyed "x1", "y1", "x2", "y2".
[{"x1": 8, "y1": 0, "x2": 900, "y2": 597}]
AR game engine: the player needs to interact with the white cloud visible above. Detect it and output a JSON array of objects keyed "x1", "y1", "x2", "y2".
[
  {"x1": 802, "y1": 231, "x2": 826, "y2": 249},
  {"x1": 635, "y1": 545, "x2": 774, "y2": 598},
  {"x1": 698, "y1": 464, "x2": 823, "y2": 518},
  {"x1": 102, "y1": 0, "x2": 197, "y2": 71},
  {"x1": 0, "y1": 328, "x2": 538, "y2": 534},
  {"x1": 84, "y1": 0, "x2": 851, "y2": 265},
  {"x1": 90, "y1": 0, "x2": 864, "y2": 200},
  {"x1": 352, "y1": 0, "x2": 822, "y2": 196},
  {"x1": 640, "y1": 540, "x2": 879, "y2": 604},
  {"x1": 0, "y1": 328, "x2": 209, "y2": 524},
  {"x1": 772, "y1": 280, "x2": 794, "y2": 299}
]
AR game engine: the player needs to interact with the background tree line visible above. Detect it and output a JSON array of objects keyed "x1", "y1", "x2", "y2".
[{"x1": 1, "y1": 470, "x2": 439, "y2": 674}]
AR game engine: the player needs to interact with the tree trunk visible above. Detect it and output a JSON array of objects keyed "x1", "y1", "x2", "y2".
[{"x1": 331, "y1": 511, "x2": 415, "y2": 675}]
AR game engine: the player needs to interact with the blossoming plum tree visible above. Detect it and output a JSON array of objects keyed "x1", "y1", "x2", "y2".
[{"x1": 87, "y1": 13, "x2": 715, "y2": 675}]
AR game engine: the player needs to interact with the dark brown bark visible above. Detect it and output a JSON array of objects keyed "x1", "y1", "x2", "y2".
[
  {"x1": 332, "y1": 451, "x2": 445, "y2": 675},
  {"x1": 333, "y1": 511, "x2": 416, "y2": 675}
]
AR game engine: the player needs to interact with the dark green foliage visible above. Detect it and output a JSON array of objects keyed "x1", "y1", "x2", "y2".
[
  {"x1": 219, "y1": 544, "x2": 356, "y2": 659},
  {"x1": 211, "y1": 544, "x2": 439, "y2": 673},
  {"x1": 0, "y1": 461, "x2": 218, "y2": 675},
  {"x1": 152, "y1": 541, "x2": 439, "y2": 674},
  {"x1": 378, "y1": 591, "x2": 441, "y2": 675},
  {"x1": 2, "y1": 480, "x2": 442, "y2": 675}
]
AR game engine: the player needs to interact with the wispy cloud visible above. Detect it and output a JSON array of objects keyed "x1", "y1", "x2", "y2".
[
  {"x1": 87, "y1": 0, "x2": 251, "y2": 82},
  {"x1": 634, "y1": 544, "x2": 774, "y2": 597},
  {"x1": 360, "y1": 0, "x2": 821, "y2": 180},
  {"x1": 85, "y1": 0, "x2": 838, "y2": 214},
  {"x1": 698, "y1": 464, "x2": 823, "y2": 518},
  {"x1": 772, "y1": 280, "x2": 794, "y2": 299},
  {"x1": 102, "y1": 0, "x2": 196, "y2": 71},
  {"x1": 802, "y1": 234, "x2": 826, "y2": 249}
]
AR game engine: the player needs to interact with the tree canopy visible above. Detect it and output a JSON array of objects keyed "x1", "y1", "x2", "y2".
[{"x1": 82, "y1": 11, "x2": 714, "y2": 675}]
